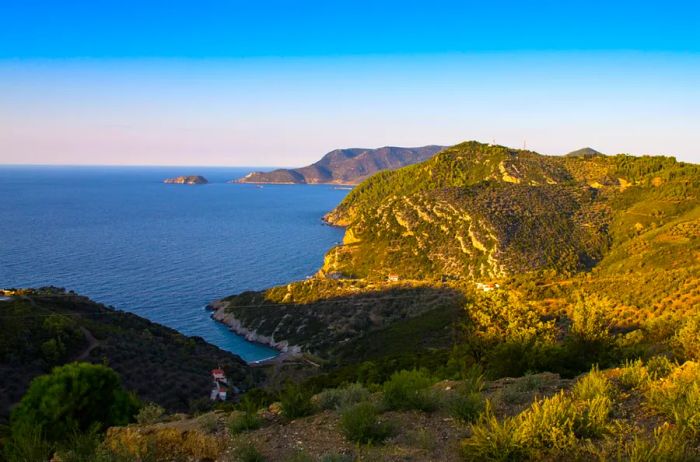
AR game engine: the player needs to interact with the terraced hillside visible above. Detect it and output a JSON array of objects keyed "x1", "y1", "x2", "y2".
[
  {"x1": 220, "y1": 141, "x2": 700, "y2": 362},
  {"x1": 324, "y1": 141, "x2": 700, "y2": 282}
]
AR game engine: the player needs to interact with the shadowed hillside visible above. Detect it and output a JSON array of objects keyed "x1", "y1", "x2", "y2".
[{"x1": 0, "y1": 289, "x2": 255, "y2": 425}]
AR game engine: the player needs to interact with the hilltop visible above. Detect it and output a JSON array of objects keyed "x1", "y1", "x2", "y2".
[
  {"x1": 235, "y1": 145, "x2": 445, "y2": 185},
  {"x1": 0, "y1": 288, "x2": 255, "y2": 425}
]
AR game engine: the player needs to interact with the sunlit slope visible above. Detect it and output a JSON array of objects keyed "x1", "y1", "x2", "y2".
[{"x1": 323, "y1": 141, "x2": 700, "y2": 281}]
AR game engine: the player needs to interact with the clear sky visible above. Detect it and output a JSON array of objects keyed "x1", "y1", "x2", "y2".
[{"x1": 1, "y1": 1, "x2": 699, "y2": 166}]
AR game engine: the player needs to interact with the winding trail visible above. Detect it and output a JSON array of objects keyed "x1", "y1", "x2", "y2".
[{"x1": 74, "y1": 326, "x2": 100, "y2": 361}]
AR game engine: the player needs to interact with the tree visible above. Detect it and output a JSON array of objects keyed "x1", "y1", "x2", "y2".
[{"x1": 9, "y1": 362, "x2": 139, "y2": 444}]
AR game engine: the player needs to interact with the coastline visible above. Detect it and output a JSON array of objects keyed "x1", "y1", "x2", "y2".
[{"x1": 207, "y1": 300, "x2": 303, "y2": 365}]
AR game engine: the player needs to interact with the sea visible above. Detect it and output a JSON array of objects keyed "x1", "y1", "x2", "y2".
[{"x1": 0, "y1": 166, "x2": 349, "y2": 362}]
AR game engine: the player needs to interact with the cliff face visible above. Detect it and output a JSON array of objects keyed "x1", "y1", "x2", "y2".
[
  {"x1": 163, "y1": 175, "x2": 208, "y2": 184},
  {"x1": 235, "y1": 145, "x2": 445, "y2": 185}
]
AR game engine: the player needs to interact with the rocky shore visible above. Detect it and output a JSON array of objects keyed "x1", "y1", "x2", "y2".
[{"x1": 207, "y1": 300, "x2": 301, "y2": 361}]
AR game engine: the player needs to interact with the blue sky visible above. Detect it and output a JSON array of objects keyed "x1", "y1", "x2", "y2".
[{"x1": 1, "y1": 1, "x2": 699, "y2": 165}]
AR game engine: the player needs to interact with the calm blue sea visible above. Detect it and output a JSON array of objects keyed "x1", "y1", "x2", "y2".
[{"x1": 0, "y1": 166, "x2": 348, "y2": 362}]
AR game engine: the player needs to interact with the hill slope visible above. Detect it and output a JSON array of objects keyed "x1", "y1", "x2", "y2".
[
  {"x1": 236, "y1": 145, "x2": 445, "y2": 185},
  {"x1": 323, "y1": 141, "x2": 700, "y2": 281},
  {"x1": 0, "y1": 288, "x2": 254, "y2": 424},
  {"x1": 220, "y1": 141, "x2": 700, "y2": 360}
]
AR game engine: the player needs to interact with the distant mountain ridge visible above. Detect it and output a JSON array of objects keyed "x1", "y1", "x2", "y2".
[{"x1": 235, "y1": 145, "x2": 445, "y2": 185}]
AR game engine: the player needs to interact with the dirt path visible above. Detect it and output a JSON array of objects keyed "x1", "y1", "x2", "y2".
[{"x1": 74, "y1": 326, "x2": 100, "y2": 361}]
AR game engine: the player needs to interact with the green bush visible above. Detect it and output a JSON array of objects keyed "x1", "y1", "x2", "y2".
[
  {"x1": 619, "y1": 426, "x2": 692, "y2": 462},
  {"x1": 572, "y1": 366, "x2": 613, "y2": 401},
  {"x1": 135, "y1": 403, "x2": 165, "y2": 425},
  {"x1": 228, "y1": 398, "x2": 262, "y2": 435},
  {"x1": 674, "y1": 315, "x2": 700, "y2": 360},
  {"x1": 449, "y1": 391, "x2": 485, "y2": 423},
  {"x1": 619, "y1": 359, "x2": 649, "y2": 390},
  {"x1": 516, "y1": 391, "x2": 578, "y2": 450},
  {"x1": 646, "y1": 362, "x2": 700, "y2": 437},
  {"x1": 233, "y1": 442, "x2": 266, "y2": 462},
  {"x1": 646, "y1": 355, "x2": 674, "y2": 380},
  {"x1": 315, "y1": 383, "x2": 371, "y2": 411},
  {"x1": 382, "y1": 369, "x2": 437, "y2": 412},
  {"x1": 9, "y1": 363, "x2": 138, "y2": 444},
  {"x1": 461, "y1": 402, "x2": 526, "y2": 461},
  {"x1": 339, "y1": 402, "x2": 392, "y2": 445},
  {"x1": 280, "y1": 382, "x2": 315, "y2": 420}
]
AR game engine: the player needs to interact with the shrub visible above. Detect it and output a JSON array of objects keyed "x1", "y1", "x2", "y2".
[
  {"x1": 136, "y1": 403, "x2": 165, "y2": 425},
  {"x1": 340, "y1": 402, "x2": 392, "y2": 445},
  {"x1": 646, "y1": 355, "x2": 674, "y2": 380},
  {"x1": 280, "y1": 382, "x2": 315, "y2": 420},
  {"x1": 461, "y1": 403, "x2": 526, "y2": 462},
  {"x1": 228, "y1": 398, "x2": 261, "y2": 435},
  {"x1": 674, "y1": 315, "x2": 700, "y2": 360},
  {"x1": 232, "y1": 442, "x2": 265, "y2": 462},
  {"x1": 197, "y1": 413, "x2": 219, "y2": 434},
  {"x1": 9, "y1": 363, "x2": 138, "y2": 444},
  {"x1": 619, "y1": 425, "x2": 692, "y2": 462},
  {"x1": 315, "y1": 383, "x2": 371, "y2": 411},
  {"x1": 449, "y1": 391, "x2": 485, "y2": 423},
  {"x1": 382, "y1": 369, "x2": 437, "y2": 412},
  {"x1": 645, "y1": 362, "x2": 700, "y2": 437},
  {"x1": 572, "y1": 366, "x2": 613, "y2": 401},
  {"x1": 517, "y1": 391, "x2": 578, "y2": 450},
  {"x1": 619, "y1": 359, "x2": 649, "y2": 390}
]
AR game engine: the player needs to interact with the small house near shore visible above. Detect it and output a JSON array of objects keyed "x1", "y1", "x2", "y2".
[
  {"x1": 387, "y1": 274, "x2": 400, "y2": 282},
  {"x1": 210, "y1": 368, "x2": 229, "y2": 401}
]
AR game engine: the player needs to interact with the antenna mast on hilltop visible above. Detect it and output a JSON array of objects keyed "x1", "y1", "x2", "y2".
[{"x1": 523, "y1": 139, "x2": 527, "y2": 150}]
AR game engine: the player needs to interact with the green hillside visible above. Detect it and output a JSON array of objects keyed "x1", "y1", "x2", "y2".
[
  {"x1": 323, "y1": 141, "x2": 700, "y2": 282},
  {"x1": 0, "y1": 288, "x2": 255, "y2": 426}
]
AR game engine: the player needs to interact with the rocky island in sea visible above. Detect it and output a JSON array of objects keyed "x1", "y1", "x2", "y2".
[{"x1": 163, "y1": 175, "x2": 208, "y2": 184}]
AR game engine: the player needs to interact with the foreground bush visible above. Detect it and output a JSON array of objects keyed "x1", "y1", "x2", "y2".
[
  {"x1": 382, "y1": 369, "x2": 437, "y2": 411},
  {"x1": 9, "y1": 363, "x2": 138, "y2": 444},
  {"x1": 645, "y1": 361, "x2": 700, "y2": 437},
  {"x1": 461, "y1": 403, "x2": 526, "y2": 461},
  {"x1": 228, "y1": 398, "x2": 262, "y2": 435},
  {"x1": 619, "y1": 425, "x2": 692, "y2": 462},
  {"x1": 102, "y1": 426, "x2": 226, "y2": 461},
  {"x1": 315, "y1": 383, "x2": 371, "y2": 410},
  {"x1": 280, "y1": 382, "x2": 315, "y2": 419},
  {"x1": 461, "y1": 369, "x2": 614, "y2": 460},
  {"x1": 340, "y1": 402, "x2": 392, "y2": 444},
  {"x1": 135, "y1": 403, "x2": 165, "y2": 425}
]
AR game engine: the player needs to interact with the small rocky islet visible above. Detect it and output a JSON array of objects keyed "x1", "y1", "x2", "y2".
[{"x1": 163, "y1": 175, "x2": 208, "y2": 184}]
